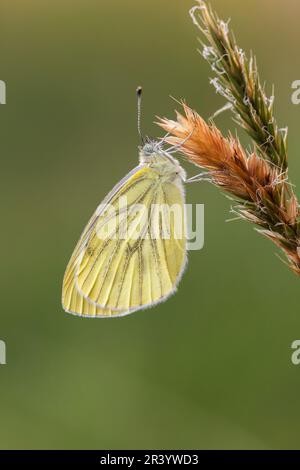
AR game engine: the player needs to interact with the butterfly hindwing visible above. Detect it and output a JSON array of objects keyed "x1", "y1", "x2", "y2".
[
  {"x1": 61, "y1": 167, "x2": 148, "y2": 317},
  {"x1": 62, "y1": 259, "x2": 128, "y2": 317},
  {"x1": 71, "y1": 166, "x2": 186, "y2": 313}
]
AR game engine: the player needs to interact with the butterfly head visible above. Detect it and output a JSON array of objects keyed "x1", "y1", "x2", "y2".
[
  {"x1": 139, "y1": 137, "x2": 163, "y2": 157},
  {"x1": 138, "y1": 137, "x2": 168, "y2": 163},
  {"x1": 139, "y1": 139, "x2": 186, "y2": 182}
]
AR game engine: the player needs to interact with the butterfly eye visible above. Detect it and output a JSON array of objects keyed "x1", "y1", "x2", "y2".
[{"x1": 143, "y1": 143, "x2": 154, "y2": 155}]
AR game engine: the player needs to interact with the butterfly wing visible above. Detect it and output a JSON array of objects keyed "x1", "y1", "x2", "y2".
[
  {"x1": 63, "y1": 258, "x2": 128, "y2": 317},
  {"x1": 62, "y1": 165, "x2": 187, "y2": 316},
  {"x1": 62, "y1": 165, "x2": 146, "y2": 317}
]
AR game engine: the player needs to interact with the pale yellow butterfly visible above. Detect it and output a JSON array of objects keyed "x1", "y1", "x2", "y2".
[{"x1": 62, "y1": 89, "x2": 189, "y2": 318}]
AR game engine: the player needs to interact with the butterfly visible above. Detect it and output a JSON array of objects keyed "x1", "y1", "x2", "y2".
[{"x1": 62, "y1": 88, "x2": 192, "y2": 318}]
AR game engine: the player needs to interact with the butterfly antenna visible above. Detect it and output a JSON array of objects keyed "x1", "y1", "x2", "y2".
[{"x1": 136, "y1": 86, "x2": 144, "y2": 145}]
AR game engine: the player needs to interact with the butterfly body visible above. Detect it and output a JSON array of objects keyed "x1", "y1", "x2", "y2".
[{"x1": 62, "y1": 141, "x2": 187, "y2": 318}]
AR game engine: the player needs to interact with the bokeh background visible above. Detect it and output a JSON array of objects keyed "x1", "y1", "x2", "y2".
[{"x1": 1, "y1": 0, "x2": 300, "y2": 450}]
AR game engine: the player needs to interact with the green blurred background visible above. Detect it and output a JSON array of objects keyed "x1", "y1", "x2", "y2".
[{"x1": 1, "y1": 0, "x2": 300, "y2": 450}]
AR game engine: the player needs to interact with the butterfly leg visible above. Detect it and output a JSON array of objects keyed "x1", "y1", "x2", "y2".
[{"x1": 185, "y1": 172, "x2": 213, "y2": 183}]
